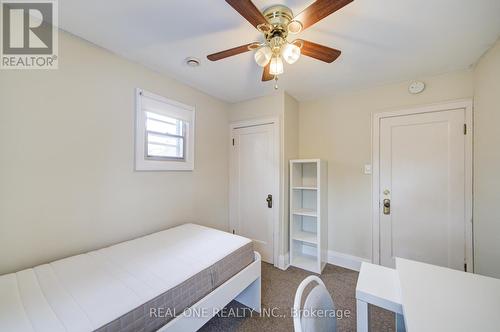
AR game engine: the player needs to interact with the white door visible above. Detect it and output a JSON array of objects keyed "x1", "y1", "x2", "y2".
[
  {"x1": 230, "y1": 123, "x2": 276, "y2": 263},
  {"x1": 379, "y1": 108, "x2": 468, "y2": 270}
]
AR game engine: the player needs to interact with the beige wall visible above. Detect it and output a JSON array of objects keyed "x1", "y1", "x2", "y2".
[
  {"x1": 228, "y1": 93, "x2": 284, "y2": 122},
  {"x1": 2, "y1": 28, "x2": 498, "y2": 278},
  {"x1": 0, "y1": 31, "x2": 230, "y2": 274},
  {"x1": 473, "y1": 39, "x2": 500, "y2": 278},
  {"x1": 283, "y1": 94, "x2": 299, "y2": 257},
  {"x1": 298, "y1": 70, "x2": 474, "y2": 260}
]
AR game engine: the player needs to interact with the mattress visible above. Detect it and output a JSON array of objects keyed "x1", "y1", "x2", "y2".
[{"x1": 0, "y1": 223, "x2": 254, "y2": 332}]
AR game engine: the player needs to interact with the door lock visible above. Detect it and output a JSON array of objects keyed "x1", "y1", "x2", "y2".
[
  {"x1": 266, "y1": 194, "x2": 273, "y2": 208},
  {"x1": 383, "y1": 198, "x2": 391, "y2": 215}
]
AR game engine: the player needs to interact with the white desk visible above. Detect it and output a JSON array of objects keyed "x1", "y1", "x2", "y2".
[
  {"x1": 396, "y1": 258, "x2": 500, "y2": 332},
  {"x1": 356, "y1": 262, "x2": 405, "y2": 332}
]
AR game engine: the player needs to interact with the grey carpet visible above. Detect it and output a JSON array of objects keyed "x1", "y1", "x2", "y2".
[{"x1": 200, "y1": 262, "x2": 395, "y2": 332}]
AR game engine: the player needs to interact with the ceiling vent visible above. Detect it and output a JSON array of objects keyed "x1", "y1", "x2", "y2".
[{"x1": 185, "y1": 57, "x2": 201, "y2": 67}]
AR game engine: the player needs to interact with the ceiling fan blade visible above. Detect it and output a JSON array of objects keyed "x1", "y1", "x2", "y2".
[
  {"x1": 262, "y1": 63, "x2": 273, "y2": 81},
  {"x1": 297, "y1": 40, "x2": 341, "y2": 63},
  {"x1": 294, "y1": 0, "x2": 353, "y2": 31},
  {"x1": 207, "y1": 43, "x2": 257, "y2": 61},
  {"x1": 225, "y1": 0, "x2": 268, "y2": 29}
]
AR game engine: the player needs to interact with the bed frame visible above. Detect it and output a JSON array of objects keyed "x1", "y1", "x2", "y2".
[{"x1": 158, "y1": 251, "x2": 262, "y2": 332}]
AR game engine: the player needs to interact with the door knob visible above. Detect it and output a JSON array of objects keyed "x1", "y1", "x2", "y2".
[
  {"x1": 266, "y1": 194, "x2": 273, "y2": 208},
  {"x1": 383, "y1": 198, "x2": 391, "y2": 215}
]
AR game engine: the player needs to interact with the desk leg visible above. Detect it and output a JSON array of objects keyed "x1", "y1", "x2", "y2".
[
  {"x1": 396, "y1": 313, "x2": 405, "y2": 332},
  {"x1": 356, "y1": 299, "x2": 370, "y2": 332}
]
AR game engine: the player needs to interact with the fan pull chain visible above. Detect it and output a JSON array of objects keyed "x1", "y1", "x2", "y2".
[{"x1": 274, "y1": 76, "x2": 279, "y2": 90}]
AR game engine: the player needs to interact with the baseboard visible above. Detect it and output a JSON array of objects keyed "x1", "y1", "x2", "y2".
[
  {"x1": 327, "y1": 250, "x2": 371, "y2": 272},
  {"x1": 277, "y1": 252, "x2": 289, "y2": 270},
  {"x1": 279, "y1": 250, "x2": 369, "y2": 272}
]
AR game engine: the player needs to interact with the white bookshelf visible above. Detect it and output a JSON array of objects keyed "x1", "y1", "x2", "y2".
[{"x1": 289, "y1": 159, "x2": 328, "y2": 274}]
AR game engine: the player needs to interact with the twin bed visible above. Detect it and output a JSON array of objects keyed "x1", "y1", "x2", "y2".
[{"x1": 0, "y1": 224, "x2": 261, "y2": 332}]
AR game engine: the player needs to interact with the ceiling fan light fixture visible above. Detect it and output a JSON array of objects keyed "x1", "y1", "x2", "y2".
[
  {"x1": 269, "y1": 56, "x2": 284, "y2": 76},
  {"x1": 282, "y1": 43, "x2": 301, "y2": 64},
  {"x1": 254, "y1": 46, "x2": 273, "y2": 67}
]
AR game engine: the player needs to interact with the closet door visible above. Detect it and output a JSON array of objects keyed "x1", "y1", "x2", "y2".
[{"x1": 230, "y1": 123, "x2": 276, "y2": 263}]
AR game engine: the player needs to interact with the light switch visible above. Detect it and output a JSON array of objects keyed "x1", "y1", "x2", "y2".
[{"x1": 364, "y1": 164, "x2": 372, "y2": 175}]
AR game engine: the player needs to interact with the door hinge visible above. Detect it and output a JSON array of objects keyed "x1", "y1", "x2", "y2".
[
  {"x1": 464, "y1": 124, "x2": 467, "y2": 135},
  {"x1": 232, "y1": 138, "x2": 235, "y2": 146}
]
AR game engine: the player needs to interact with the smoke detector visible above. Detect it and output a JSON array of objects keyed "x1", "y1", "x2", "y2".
[{"x1": 408, "y1": 81, "x2": 425, "y2": 94}]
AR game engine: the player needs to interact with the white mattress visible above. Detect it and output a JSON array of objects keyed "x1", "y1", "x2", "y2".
[{"x1": 0, "y1": 223, "x2": 252, "y2": 332}]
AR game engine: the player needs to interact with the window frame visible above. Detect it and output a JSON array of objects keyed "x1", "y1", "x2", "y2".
[{"x1": 135, "y1": 88, "x2": 195, "y2": 171}]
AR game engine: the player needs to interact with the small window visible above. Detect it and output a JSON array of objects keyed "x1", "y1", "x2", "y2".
[
  {"x1": 145, "y1": 112, "x2": 185, "y2": 160},
  {"x1": 135, "y1": 89, "x2": 195, "y2": 171}
]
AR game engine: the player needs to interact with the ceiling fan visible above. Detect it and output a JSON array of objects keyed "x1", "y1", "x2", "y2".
[{"x1": 207, "y1": 0, "x2": 353, "y2": 88}]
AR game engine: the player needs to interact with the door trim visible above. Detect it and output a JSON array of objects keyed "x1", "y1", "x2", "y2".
[
  {"x1": 229, "y1": 117, "x2": 281, "y2": 267},
  {"x1": 371, "y1": 99, "x2": 473, "y2": 271}
]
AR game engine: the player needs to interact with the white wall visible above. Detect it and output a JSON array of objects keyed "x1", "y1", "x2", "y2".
[
  {"x1": 298, "y1": 70, "x2": 474, "y2": 261},
  {"x1": 473, "y1": 39, "x2": 500, "y2": 278},
  {"x1": 0, "y1": 31, "x2": 230, "y2": 274}
]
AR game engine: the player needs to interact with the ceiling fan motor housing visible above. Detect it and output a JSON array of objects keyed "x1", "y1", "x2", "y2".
[
  {"x1": 263, "y1": 5, "x2": 293, "y2": 26},
  {"x1": 262, "y1": 5, "x2": 294, "y2": 41}
]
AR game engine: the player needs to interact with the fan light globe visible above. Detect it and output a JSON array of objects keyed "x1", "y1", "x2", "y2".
[
  {"x1": 282, "y1": 43, "x2": 301, "y2": 64},
  {"x1": 254, "y1": 46, "x2": 272, "y2": 67},
  {"x1": 269, "y1": 56, "x2": 284, "y2": 75}
]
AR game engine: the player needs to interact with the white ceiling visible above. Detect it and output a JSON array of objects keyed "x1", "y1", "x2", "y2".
[{"x1": 59, "y1": 0, "x2": 500, "y2": 102}]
